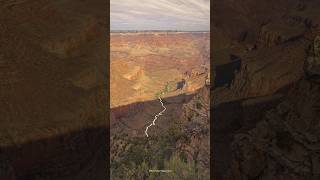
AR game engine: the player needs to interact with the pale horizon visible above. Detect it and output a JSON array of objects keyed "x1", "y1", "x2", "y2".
[{"x1": 111, "y1": 0, "x2": 210, "y2": 31}]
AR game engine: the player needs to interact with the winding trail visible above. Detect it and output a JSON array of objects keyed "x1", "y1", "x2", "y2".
[{"x1": 145, "y1": 96, "x2": 166, "y2": 137}]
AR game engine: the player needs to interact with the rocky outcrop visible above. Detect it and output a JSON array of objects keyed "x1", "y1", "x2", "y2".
[
  {"x1": 213, "y1": 1, "x2": 320, "y2": 178},
  {"x1": 228, "y1": 77, "x2": 320, "y2": 180},
  {"x1": 110, "y1": 85, "x2": 210, "y2": 179},
  {"x1": 176, "y1": 85, "x2": 210, "y2": 174},
  {"x1": 214, "y1": 33, "x2": 320, "y2": 179},
  {"x1": 0, "y1": 0, "x2": 107, "y2": 179},
  {"x1": 213, "y1": 33, "x2": 309, "y2": 106},
  {"x1": 258, "y1": 22, "x2": 305, "y2": 47},
  {"x1": 305, "y1": 35, "x2": 320, "y2": 78},
  {"x1": 212, "y1": 0, "x2": 320, "y2": 102}
]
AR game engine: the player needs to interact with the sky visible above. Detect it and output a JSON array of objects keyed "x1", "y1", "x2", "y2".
[{"x1": 110, "y1": 0, "x2": 210, "y2": 31}]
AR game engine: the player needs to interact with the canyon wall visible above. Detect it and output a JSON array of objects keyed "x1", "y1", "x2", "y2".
[
  {"x1": 110, "y1": 32, "x2": 210, "y2": 108},
  {"x1": 213, "y1": 0, "x2": 320, "y2": 179},
  {"x1": 0, "y1": 1, "x2": 107, "y2": 179}
]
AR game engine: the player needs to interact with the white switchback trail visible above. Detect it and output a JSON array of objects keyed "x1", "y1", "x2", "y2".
[{"x1": 145, "y1": 96, "x2": 166, "y2": 137}]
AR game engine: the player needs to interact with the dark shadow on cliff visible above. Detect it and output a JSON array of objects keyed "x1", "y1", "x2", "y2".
[
  {"x1": 214, "y1": 55, "x2": 242, "y2": 88},
  {"x1": 212, "y1": 83, "x2": 294, "y2": 179},
  {"x1": 110, "y1": 92, "x2": 196, "y2": 135},
  {"x1": 0, "y1": 126, "x2": 108, "y2": 180}
]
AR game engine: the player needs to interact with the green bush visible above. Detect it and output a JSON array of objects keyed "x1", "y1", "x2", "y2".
[
  {"x1": 155, "y1": 84, "x2": 172, "y2": 98},
  {"x1": 110, "y1": 119, "x2": 209, "y2": 180}
]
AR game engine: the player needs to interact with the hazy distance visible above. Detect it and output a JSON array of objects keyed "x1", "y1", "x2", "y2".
[{"x1": 110, "y1": 0, "x2": 210, "y2": 31}]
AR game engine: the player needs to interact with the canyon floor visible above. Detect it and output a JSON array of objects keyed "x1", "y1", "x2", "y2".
[{"x1": 110, "y1": 32, "x2": 210, "y2": 108}]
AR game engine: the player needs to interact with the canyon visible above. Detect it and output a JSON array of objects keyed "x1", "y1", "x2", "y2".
[
  {"x1": 110, "y1": 32, "x2": 210, "y2": 108},
  {"x1": 0, "y1": 0, "x2": 107, "y2": 179},
  {"x1": 110, "y1": 32, "x2": 210, "y2": 137},
  {"x1": 1, "y1": 0, "x2": 319, "y2": 179},
  {"x1": 212, "y1": 0, "x2": 320, "y2": 179},
  {"x1": 110, "y1": 32, "x2": 210, "y2": 179}
]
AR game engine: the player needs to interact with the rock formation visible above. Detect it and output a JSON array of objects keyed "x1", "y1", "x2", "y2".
[
  {"x1": 110, "y1": 32, "x2": 210, "y2": 179},
  {"x1": 213, "y1": 0, "x2": 320, "y2": 179},
  {"x1": 0, "y1": 1, "x2": 107, "y2": 179},
  {"x1": 110, "y1": 32, "x2": 210, "y2": 107}
]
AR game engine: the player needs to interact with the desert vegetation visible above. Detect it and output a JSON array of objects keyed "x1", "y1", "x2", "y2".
[{"x1": 110, "y1": 117, "x2": 209, "y2": 180}]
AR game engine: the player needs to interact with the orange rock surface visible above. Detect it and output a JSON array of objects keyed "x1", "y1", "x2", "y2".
[{"x1": 110, "y1": 32, "x2": 210, "y2": 107}]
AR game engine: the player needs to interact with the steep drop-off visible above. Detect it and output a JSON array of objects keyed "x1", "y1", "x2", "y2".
[
  {"x1": 0, "y1": 1, "x2": 107, "y2": 179},
  {"x1": 110, "y1": 32, "x2": 210, "y2": 179},
  {"x1": 212, "y1": 0, "x2": 320, "y2": 179}
]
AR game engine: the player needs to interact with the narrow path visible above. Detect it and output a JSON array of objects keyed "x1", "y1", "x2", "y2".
[{"x1": 145, "y1": 96, "x2": 166, "y2": 137}]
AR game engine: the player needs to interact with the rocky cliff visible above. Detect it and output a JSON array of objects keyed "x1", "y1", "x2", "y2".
[
  {"x1": 110, "y1": 85, "x2": 210, "y2": 179},
  {"x1": 213, "y1": 0, "x2": 320, "y2": 179},
  {"x1": 0, "y1": 0, "x2": 107, "y2": 179}
]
